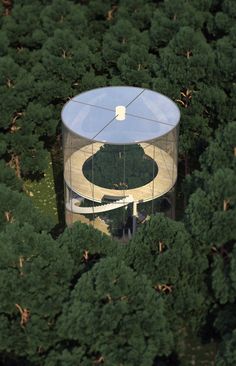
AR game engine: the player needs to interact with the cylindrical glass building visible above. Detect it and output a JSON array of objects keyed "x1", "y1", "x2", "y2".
[{"x1": 62, "y1": 86, "x2": 180, "y2": 237}]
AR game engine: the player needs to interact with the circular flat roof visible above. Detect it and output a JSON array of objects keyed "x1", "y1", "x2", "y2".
[{"x1": 61, "y1": 86, "x2": 180, "y2": 144}]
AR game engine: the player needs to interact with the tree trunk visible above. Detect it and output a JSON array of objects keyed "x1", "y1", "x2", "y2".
[
  {"x1": 223, "y1": 199, "x2": 229, "y2": 211},
  {"x1": 9, "y1": 154, "x2": 21, "y2": 179},
  {"x1": 2, "y1": 0, "x2": 12, "y2": 15}
]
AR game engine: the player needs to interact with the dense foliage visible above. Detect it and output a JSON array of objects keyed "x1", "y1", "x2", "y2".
[
  {"x1": 83, "y1": 144, "x2": 157, "y2": 189},
  {"x1": 0, "y1": 0, "x2": 235, "y2": 365}
]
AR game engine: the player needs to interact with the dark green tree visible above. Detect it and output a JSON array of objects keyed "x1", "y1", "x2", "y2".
[
  {"x1": 0, "y1": 56, "x2": 49, "y2": 177},
  {"x1": 216, "y1": 330, "x2": 236, "y2": 366},
  {"x1": 83, "y1": 144, "x2": 157, "y2": 189},
  {"x1": 0, "y1": 161, "x2": 22, "y2": 191},
  {"x1": 0, "y1": 183, "x2": 52, "y2": 233},
  {"x1": 0, "y1": 223, "x2": 73, "y2": 364},
  {"x1": 58, "y1": 221, "x2": 117, "y2": 278},
  {"x1": 46, "y1": 257, "x2": 174, "y2": 366},
  {"x1": 117, "y1": 0, "x2": 154, "y2": 30},
  {"x1": 121, "y1": 214, "x2": 208, "y2": 332},
  {"x1": 185, "y1": 121, "x2": 236, "y2": 361}
]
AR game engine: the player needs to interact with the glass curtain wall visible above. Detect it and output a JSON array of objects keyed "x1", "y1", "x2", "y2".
[
  {"x1": 63, "y1": 127, "x2": 178, "y2": 237},
  {"x1": 62, "y1": 86, "x2": 180, "y2": 237}
]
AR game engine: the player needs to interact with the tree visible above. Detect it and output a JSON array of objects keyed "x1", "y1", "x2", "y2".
[
  {"x1": 83, "y1": 144, "x2": 156, "y2": 189},
  {"x1": 216, "y1": 330, "x2": 236, "y2": 366},
  {"x1": 185, "y1": 121, "x2": 236, "y2": 362},
  {"x1": 117, "y1": 0, "x2": 154, "y2": 31},
  {"x1": 40, "y1": 0, "x2": 87, "y2": 38},
  {"x1": 102, "y1": 19, "x2": 150, "y2": 71},
  {"x1": 0, "y1": 183, "x2": 52, "y2": 233},
  {"x1": 0, "y1": 161, "x2": 22, "y2": 191},
  {"x1": 121, "y1": 215, "x2": 209, "y2": 332},
  {"x1": 185, "y1": 122, "x2": 236, "y2": 249},
  {"x1": 58, "y1": 220, "x2": 118, "y2": 275},
  {"x1": 150, "y1": 0, "x2": 211, "y2": 50},
  {"x1": 117, "y1": 43, "x2": 155, "y2": 86},
  {"x1": 45, "y1": 257, "x2": 174, "y2": 366},
  {"x1": 0, "y1": 56, "x2": 49, "y2": 177},
  {"x1": 2, "y1": 2, "x2": 44, "y2": 49},
  {"x1": 0, "y1": 223, "x2": 73, "y2": 364}
]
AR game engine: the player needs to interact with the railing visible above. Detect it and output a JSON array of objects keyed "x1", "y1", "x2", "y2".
[{"x1": 66, "y1": 195, "x2": 134, "y2": 214}]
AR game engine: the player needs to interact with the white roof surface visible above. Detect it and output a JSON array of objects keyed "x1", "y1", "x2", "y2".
[{"x1": 61, "y1": 86, "x2": 180, "y2": 144}]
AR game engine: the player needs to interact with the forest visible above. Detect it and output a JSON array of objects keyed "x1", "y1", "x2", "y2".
[{"x1": 0, "y1": 0, "x2": 235, "y2": 365}]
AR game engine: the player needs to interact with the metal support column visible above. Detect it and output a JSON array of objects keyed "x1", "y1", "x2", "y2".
[{"x1": 132, "y1": 201, "x2": 138, "y2": 235}]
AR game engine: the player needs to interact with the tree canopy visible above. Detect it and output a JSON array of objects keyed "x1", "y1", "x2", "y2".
[{"x1": 0, "y1": 0, "x2": 235, "y2": 365}]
